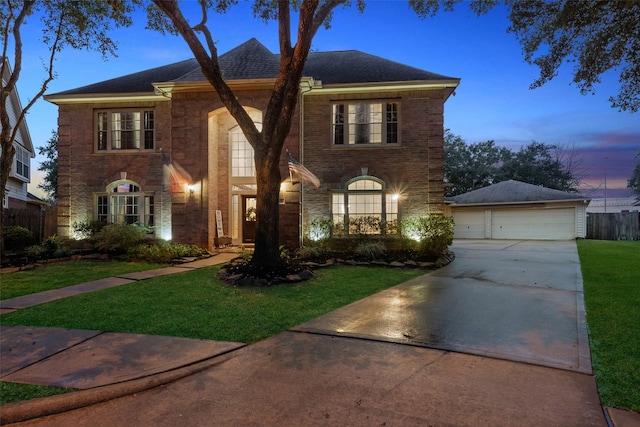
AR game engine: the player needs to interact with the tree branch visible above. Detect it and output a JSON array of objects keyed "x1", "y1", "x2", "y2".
[{"x1": 152, "y1": 0, "x2": 260, "y2": 146}]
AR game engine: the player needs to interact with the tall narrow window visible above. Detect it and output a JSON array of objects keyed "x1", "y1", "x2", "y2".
[
  {"x1": 230, "y1": 126, "x2": 256, "y2": 177},
  {"x1": 13, "y1": 147, "x2": 30, "y2": 180},
  {"x1": 332, "y1": 104, "x2": 345, "y2": 145}
]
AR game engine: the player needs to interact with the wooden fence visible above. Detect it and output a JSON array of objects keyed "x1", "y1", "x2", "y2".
[
  {"x1": 586, "y1": 212, "x2": 640, "y2": 241},
  {"x1": 3, "y1": 206, "x2": 58, "y2": 243}
]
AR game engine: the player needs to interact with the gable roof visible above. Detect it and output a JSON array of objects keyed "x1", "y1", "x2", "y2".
[
  {"x1": 447, "y1": 180, "x2": 590, "y2": 206},
  {"x1": 48, "y1": 38, "x2": 458, "y2": 97}
]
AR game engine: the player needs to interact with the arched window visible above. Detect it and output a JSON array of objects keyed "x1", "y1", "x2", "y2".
[
  {"x1": 332, "y1": 177, "x2": 398, "y2": 235},
  {"x1": 96, "y1": 180, "x2": 154, "y2": 226}
]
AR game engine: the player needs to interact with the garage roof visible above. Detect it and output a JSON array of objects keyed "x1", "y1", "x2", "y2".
[{"x1": 447, "y1": 180, "x2": 590, "y2": 205}]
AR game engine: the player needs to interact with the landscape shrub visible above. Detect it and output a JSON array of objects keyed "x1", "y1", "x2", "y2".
[
  {"x1": 400, "y1": 215, "x2": 454, "y2": 256},
  {"x1": 72, "y1": 220, "x2": 107, "y2": 239},
  {"x1": 91, "y1": 224, "x2": 150, "y2": 254},
  {"x1": 305, "y1": 218, "x2": 334, "y2": 242},
  {"x1": 3, "y1": 226, "x2": 34, "y2": 251},
  {"x1": 355, "y1": 240, "x2": 387, "y2": 260},
  {"x1": 42, "y1": 235, "x2": 73, "y2": 258},
  {"x1": 23, "y1": 235, "x2": 73, "y2": 260},
  {"x1": 296, "y1": 245, "x2": 328, "y2": 262},
  {"x1": 128, "y1": 241, "x2": 208, "y2": 263}
]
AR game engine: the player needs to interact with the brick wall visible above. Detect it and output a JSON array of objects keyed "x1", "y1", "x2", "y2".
[
  {"x1": 56, "y1": 101, "x2": 172, "y2": 238},
  {"x1": 300, "y1": 88, "x2": 449, "y2": 235}
]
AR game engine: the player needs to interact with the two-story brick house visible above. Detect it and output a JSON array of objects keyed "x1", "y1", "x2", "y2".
[{"x1": 45, "y1": 39, "x2": 459, "y2": 249}]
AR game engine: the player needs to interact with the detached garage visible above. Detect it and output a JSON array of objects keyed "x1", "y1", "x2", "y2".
[{"x1": 447, "y1": 180, "x2": 590, "y2": 240}]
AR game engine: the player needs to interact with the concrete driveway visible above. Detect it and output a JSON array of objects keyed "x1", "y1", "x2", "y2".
[
  {"x1": 3, "y1": 240, "x2": 605, "y2": 426},
  {"x1": 295, "y1": 239, "x2": 592, "y2": 373}
]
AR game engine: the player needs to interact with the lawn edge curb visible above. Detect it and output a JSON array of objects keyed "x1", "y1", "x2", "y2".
[{"x1": 0, "y1": 351, "x2": 240, "y2": 425}]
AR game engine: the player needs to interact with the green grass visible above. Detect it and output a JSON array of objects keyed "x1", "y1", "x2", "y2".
[
  {"x1": 0, "y1": 382, "x2": 75, "y2": 406},
  {"x1": 578, "y1": 240, "x2": 640, "y2": 412},
  {"x1": 0, "y1": 266, "x2": 423, "y2": 343},
  {"x1": 1, "y1": 261, "x2": 167, "y2": 301},
  {"x1": 1, "y1": 265, "x2": 423, "y2": 405}
]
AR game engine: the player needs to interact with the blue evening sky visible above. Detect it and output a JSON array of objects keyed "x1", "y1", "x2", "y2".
[{"x1": 17, "y1": 1, "x2": 639, "y2": 198}]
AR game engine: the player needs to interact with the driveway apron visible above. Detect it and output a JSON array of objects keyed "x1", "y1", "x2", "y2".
[{"x1": 294, "y1": 239, "x2": 592, "y2": 373}]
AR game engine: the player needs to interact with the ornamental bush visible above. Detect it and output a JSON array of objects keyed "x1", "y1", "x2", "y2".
[
  {"x1": 400, "y1": 215, "x2": 454, "y2": 256},
  {"x1": 90, "y1": 224, "x2": 150, "y2": 254},
  {"x1": 128, "y1": 241, "x2": 208, "y2": 263},
  {"x1": 2, "y1": 226, "x2": 34, "y2": 251}
]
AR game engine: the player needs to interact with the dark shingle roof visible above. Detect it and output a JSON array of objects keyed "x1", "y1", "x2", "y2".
[
  {"x1": 53, "y1": 59, "x2": 200, "y2": 95},
  {"x1": 304, "y1": 50, "x2": 453, "y2": 84},
  {"x1": 447, "y1": 180, "x2": 590, "y2": 205},
  {"x1": 50, "y1": 38, "x2": 458, "y2": 96}
]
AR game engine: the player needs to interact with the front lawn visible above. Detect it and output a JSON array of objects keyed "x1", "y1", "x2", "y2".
[
  {"x1": 578, "y1": 240, "x2": 640, "y2": 412},
  {"x1": 1, "y1": 261, "x2": 167, "y2": 301},
  {"x1": 0, "y1": 265, "x2": 423, "y2": 343}
]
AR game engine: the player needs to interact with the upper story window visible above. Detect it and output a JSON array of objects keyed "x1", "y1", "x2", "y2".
[
  {"x1": 332, "y1": 101, "x2": 399, "y2": 145},
  {"x1": 97, "y1": 110, "x2": 154, "y2": 151},
  {"x1": 230, "y1": 125, "x2": 261, "y2": 177},
  {"x1": 14, "y1": 146, "x2": 30, "y2": 180}
]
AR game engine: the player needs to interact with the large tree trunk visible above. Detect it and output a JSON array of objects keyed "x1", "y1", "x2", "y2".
[
  {"x1": 152, "y1": 0, "x2": 343, "y2": 268},
  {"x1": 252, "y1": 143, "x2": 283, "y2": 266}
]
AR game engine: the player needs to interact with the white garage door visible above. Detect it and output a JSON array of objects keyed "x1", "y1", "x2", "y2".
[
  {"x1": 453, "y1": 211, "x2": 486, "y2": 239},
  {"x1": 491, "y1": 208, "x2": 576, "y2": 240}
]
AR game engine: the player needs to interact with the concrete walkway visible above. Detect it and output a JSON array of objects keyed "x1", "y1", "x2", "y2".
[{"x1": 0, "y1": 241, "x2": 636, "y2": 426}]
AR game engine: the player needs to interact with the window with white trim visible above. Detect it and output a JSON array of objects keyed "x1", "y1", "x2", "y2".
[
  {"x1": 96, "y1": 180, "x2": 154, "y2": 226},
  {"x1": 96, "y1": 110, "x2": 154, "y2": 151},
  {"x1": 332, "y1": 177, "x2": 399, "y2": 235},
  {"x1": 230, "y1": 126, "x2": 258, "y2": 177},
  {"x1": 332, "y1": 101, "x2": 399, "y2": 145},
  {"x1": 13, "y1": 146, "x2": 30, "y2": 180}
]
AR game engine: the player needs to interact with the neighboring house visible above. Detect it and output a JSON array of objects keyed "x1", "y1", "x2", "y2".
[
  {"x1": 446, "y1": 180, "x2": 590, "y2": 240},
  {"x1": 44, "y1": 38, "x2": 459, "y2": 249},
  {"x1": 586, "y1": 197, "x2": 640, "y2": 213},
  {"x1": 1, "y1": 59, "x2": 35, "y2": 209}
]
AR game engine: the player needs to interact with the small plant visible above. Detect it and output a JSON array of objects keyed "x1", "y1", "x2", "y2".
[
  {"x1": 3, "y1": 226, "x2": 34, "y2": 251},
  {"x1": 25, "y1": 244, "x2": 47, "y2": 259},
  {"x1": 355, "y1": 240, "x2": 387, "y2": 260},
  {"x1": 42, "y1": 235, "x2": 63, "y2": 254},
  {"x1": 296, "y1": 246, "x2": 326, "y2": 261},
  {"x1": 239, "y1": 245, "x2": 253, "y2": 261}
]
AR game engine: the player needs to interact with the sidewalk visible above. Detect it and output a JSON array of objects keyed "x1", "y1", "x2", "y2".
[
  {"x1": 1, "y1": 252, "x2": 239, "y2": 315},
  {"x1": 1, "y1": 242, "x2": 638, "y2": 426}
]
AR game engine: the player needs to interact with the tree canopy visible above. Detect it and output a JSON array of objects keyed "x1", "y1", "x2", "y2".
[
  {"x1": 628, "y1": 150, "x2": 640, "y2": 200},
  {"x1": 444, "y1": 131, "x2": 582, "y2": 196},
  {"x1": 0, "y1": 0, "x2": 138, "y2": 248},
  {"x1": 410, "y1": 0, "x2": 640, "y2": 112},
  {"x1": 37, "y1": 130, "x2": 58, "y2": 203}
]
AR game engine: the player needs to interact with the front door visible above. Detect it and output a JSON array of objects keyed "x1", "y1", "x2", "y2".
[{"x1": 242, "y1": 196, "x2": 257, "y2": 243}]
